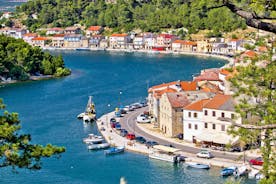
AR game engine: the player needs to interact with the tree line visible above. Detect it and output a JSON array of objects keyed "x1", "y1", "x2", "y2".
[{"x1": 0, "y1": 35, "x2": 70, "y2": 81}]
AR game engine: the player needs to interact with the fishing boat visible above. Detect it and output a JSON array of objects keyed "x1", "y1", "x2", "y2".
[
  {"x1": 220, "y1": 166, "x2": 237, "y2": 176},
  {"x1": 186, "y1": 162, "x2": 210, "y2": 169},
  {"x1": 104, "y1": 146, "x2": 125, "y2": 155},
  {"x1": 83, "y1": 134, "x2": 103, "y2": 144},
  {"x1": 87, "y1": 143, "x2": 110, "y2": 150},
  {"x1": 77, "y1": 96, "x2": 96, "y2": 122},
  {"x1": 149, "y1": 145, "x2": 181, "y2": 163}
]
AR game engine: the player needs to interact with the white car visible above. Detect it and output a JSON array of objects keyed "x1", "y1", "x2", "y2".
[
  {"x1": 136, "y1": 114, "x2": 150, "y2": 123},
  {"x1": 196, "y1": 150, "x2": 214, "y2": 159}
]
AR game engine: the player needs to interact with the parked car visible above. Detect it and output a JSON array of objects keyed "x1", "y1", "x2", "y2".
[
  {"x1": 111, "y1": 122, "x2": 119, "y2": 128},
  {"x1": 136, "y1": 114, "x2": 150, "y2": 123},
  {"x1": 115, "y1": 123, "x2": 121, "y2": 130},
  {"x1": 229, "y1": 146, "x2": 241, "y2": 152},
  {"x1": 196, "y1": 150, "x2": 214, "y2": 159},
  {"x1": 120, "y1": 129, "x2": 128, "y2": 137},
  {"x1": 126, "y1": 133, "x2": 136, "y2": 140},
  {"x1": 164, "y1": 144, "x2": 175, "y2": 148},
  {"x1": 145, "y1": 141, "x2": 158, "y2": 148},
  {"x1": 135, "y1": 136, "x2": 146, "y2": 144},
  {"x1": 177, "y1": 133, "x2": 183, "y2": 140},
  {"x1": 110, "y1": 118, "x2": 116, "y2": 124},
  {"x1": 249, "y1": 157, "x2": 263, "y2": 166}
]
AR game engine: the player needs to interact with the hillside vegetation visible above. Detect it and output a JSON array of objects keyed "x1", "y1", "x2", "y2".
[
  {"x1": 0, "y1": 35, "x2": 70, "y2": 81},
  {"x1": 17, "y1": 0, "x2": 247, "y2": 33}
]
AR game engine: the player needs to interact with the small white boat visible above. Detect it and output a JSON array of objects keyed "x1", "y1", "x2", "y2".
[
  {"x1": 83, "y1": 134, "x2": 103, "y2": 144},
  {"x1": 255, "y1": 173, "x2": 264, "y2": 180},
  {"x1": 234, "y1": 165, "x2": 248, "y2": 177},
  {"x1": 149, "y1": 145, "x2": 181, "y2": 163},
  {"x1": 248, "y1": 169, "x2": 259, "y2": 179},
  {"x1": 77, "y1": 96, "x2": 96, "y2": 122},
  {"x1": 186, "y1": 162, "x2": 210, "y2": 169},
  {"x1": 87, "y1": 143, "x2": 110, "y2": 150}
]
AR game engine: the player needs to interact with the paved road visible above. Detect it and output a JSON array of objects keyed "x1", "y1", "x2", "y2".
[{"x1": 120, "y1": 107, "x2": 252, "y2": 161}]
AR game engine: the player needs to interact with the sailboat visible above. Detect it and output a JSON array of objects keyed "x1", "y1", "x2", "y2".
[{"x1": 77, "y1": 96, "x2": 96, "y2": 122}]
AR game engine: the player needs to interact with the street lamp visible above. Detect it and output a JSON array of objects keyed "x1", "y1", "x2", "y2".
[{"x1": 106, "y1": 104, "x2": 111, "y2": 128}]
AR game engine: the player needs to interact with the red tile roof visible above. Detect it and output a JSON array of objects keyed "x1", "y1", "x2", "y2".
[
  {"x1": 220, "y1": 69, "x2": 230, "y2": 76},
  {"x1": 23, "y1": 33, "x2": 38, "y2": 37},
  {"x1": 184, "y1": 99, "x2": 211, "y2": 111},
  {"x1": 180, "y1": 81, "x2": 197, "y2": 91},
  {"x1": 204, "y1": 94, "x2": 232, "y2": 109},
  {"x1": 48, "y1": 27, "x2": 64, "y2": 31},
  {"x1": 88, "y1": 26, "x2": 102, "y2": 31},
  {"x1": 111, "y1": 33, "x2": 128, "y2": 37},
  {"x1": 173, "y1": 40, "x2": 197, "y2": 46},
  {"x1": 243, "y1": 50, "x2": 257, "y2": 58},
  {"x1": 194, "y1": 70, "x2": 220, "y2": 82},
  {"x1": 159, "y1": 34, "x2": 175, "y2": 39},
  {"x1": 154, "y1": 87, "x2": 177, "y2": 98},
  {"x1": 53, "y1": 34, "x2": 65, "y2": 37},
  {"x1": 32, "y1": 37, "x2": 48, "y2": 41},
  {"x1": 148, "y1": 81, "x2": 178, "y2": 92},
  {"x1": 166, "y1": 93, "x2": 190, "y2": 108}
]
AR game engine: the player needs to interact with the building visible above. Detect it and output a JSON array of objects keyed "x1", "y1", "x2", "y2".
[
  {"x1": 197, "y1": 40, "x2": 212, "y2": 53},
  {"x1": 89, "y1": 35, "x2": 104, "y2": 48},
  {"x1": 31, "y1": 37, "x2": 49, "y2": 47},
  {"x1": 227, "y1": 39, "x2": 243, "y2": 53},
  {"x1": 64, "y1": 34, "x2": 88, "y2": 48},
  {"x1": 86, "y1": 26, "x2": 103, "y2": 37},
  {"x1": 156, "y1": 34, "x2": 177, "y2": 49},
  {"x1": 183, "y1": 94, "x2": 241, "y2": 146},
  {"x1": 46, "y1": 27, "x2": 64, "y2": 35},
  {"x1": 133, "y1": 36, "x2": 145, "y2": 49},
  {"x1": 211, "y1": 43, "x2": 228, "y2": 55},
  {"x1": 64, "y1": 27, "x2": 81, "y2": 35},
  {"x1": 109, "y1": 33, "x2": 130, "y2": 49},
  {"x1": 172, "y1": 40, "x2": 197, "y2": 52},
  {"x1": 3, "y1": 28, "x2": 27, "y2": 39},
  {"x1": 23, "y1": 33, "x2": 38, "y2": 44},
  {"x1": 99, "y1": 39, "x2": 109, "y2": 48},
  {"x1": 51, "y1": 34, "x2": 65, "y2": 48},
  {"x1": 144, "y1": 33, "x2": 156, "y2": 50}
]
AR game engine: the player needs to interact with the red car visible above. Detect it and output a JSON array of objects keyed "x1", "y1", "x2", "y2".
[
  {"x1": 249, "y1": 157, "x2": 263, "y2": 166},
  {"x1": 126, "y1": 133, "x2": 135, "y2": 140}
]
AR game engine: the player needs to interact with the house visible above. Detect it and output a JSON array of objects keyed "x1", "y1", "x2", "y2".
[
  {"x1": 156, "y1": 34, "x2": 177, "y2": 49},
  {"x1": 109, "y1": 33, "x2": 130, "y2": 49},
  {"x1": 23, "y1": 33, "x2": 38, "y2": 44},
  {"x1": 99, "y1": 39, "x2": 109, "y2": 48},
  {"x1": 193, "y1": 68, "x2": 221, "y2": 86},
  {"x1": 89, "y1": 35, "x2": 104, "y2": 48},
  {"x1": 46, "y1": 27, "x2": 64, "y2": 35},
  {"x1": 133, "y1": 36, "x2": 144, "y2": 49},
  {"x1": 86, "y1": 26, "x2": 103, "y2": 37},
  {"x1": 6, "y1": 28, "x2": 27, "y2": 39},
  {"x1": 197, "y1": 39, "x2": 212, "y2": 53},
  {"x1": 1, "y1": 12, "x2": 13, "y2": 19},
  {"x1": 183, "y1": 94, "x2": 241, "y2": 145},
  {"x1": 211, "y1": 43, "x2": 229, "y2": 55},
  {"x1": 64, "y1": 27, "x2": 81, "y2": 35},
  {"x1": 144, "y1": 33, "x2": 156, "y2": 50},
  {"x1": 31, "y1": 37, "x2": 49, "y2": 47},
  {"x1": 159, "y1": 91, "x2": 213, "y2": 137},
  {"x1": 172, "y1": 40, "x2": 197, "y2": 52},
  {"x1": 51, "y1": 34, "x2": 65, "y2": 48},
  {"x1": 227, "y1": 39, "x2": 243, "y2": 53},
  {"x1": 64, "y1": 34, "x2": 85, "y2": 48}
]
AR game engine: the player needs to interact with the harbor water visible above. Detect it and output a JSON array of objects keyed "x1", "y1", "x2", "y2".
[{"x1": 0, "y1": 51, "x2": 255, "y2": 184}]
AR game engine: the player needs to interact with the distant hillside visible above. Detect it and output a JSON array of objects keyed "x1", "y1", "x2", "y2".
[{"x1": 16, "y1": 0, "x2": 246, "y2": 34}]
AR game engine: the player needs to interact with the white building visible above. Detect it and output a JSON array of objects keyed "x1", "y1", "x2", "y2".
[{"x1": 109, "y1": 33, "x2": 130, "y2": 49}]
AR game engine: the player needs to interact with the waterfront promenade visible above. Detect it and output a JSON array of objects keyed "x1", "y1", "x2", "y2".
[{"x1": 97, "y1": 107, "x2": 260, "y2": 169}]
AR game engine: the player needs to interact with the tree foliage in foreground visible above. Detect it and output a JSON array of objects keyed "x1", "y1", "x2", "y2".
[
  {"x1": 0, "y1": 99, "x2": 65, "y2": 170},
  {"x1": 229, "y1": 59, "x2": 276, "y2": 182},
  {"x1": 0, "y1": 35, "x2": 70, "y2": 81}
]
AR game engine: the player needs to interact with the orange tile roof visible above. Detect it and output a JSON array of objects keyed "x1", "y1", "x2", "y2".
[
  {"x1": 153, "y1": 87, "x2": 177, "y2": 98},
  {"x1": 111, "y1": 33, "x2": 128, "y2": 37},
  {"x1": 243, "y1": 50, "x2": 257, "y2": 58},
  {"x1": 258, "y1": 46, "x2": 268, "y2": 52},
  {"x1": 194, "y1": 70, "x2": 220, "y2": 82},
  {"x1": 184, "y1": 99, "x2": 211, "y2": 111},
  {"x1": 32, "y1": 37, "x2": 48, "y2": 41},
  {"x1": 220, "y1": 69, "x2": 230, "y2": 76},
  {"x1": 53, "y1": 34, "x2": 65, "y2": 37},
  {"x1": 204, "y1": 94, "x2": 232, "y2": 109},
  {"x1": 48, "y1": 27, "x2": 64, "y2": 31},
  {"x1": 148, "y1": 81, "x2": 178, "y2": 92},
  {"x1": 88, "y1": 26, "x2": 102, "y2": 31},
  {"x1": 173, "y1": 40, "x2": 197, "y2": 46},
  {"x1": 23, "y1": 33, "x2": 38, "y2": 37},
  {"x1": 166, "y1": 93, "x2": 190, "y2": 108},
  {"x1": 180, "y1": 81, "x2": 197, "y2": 91}
]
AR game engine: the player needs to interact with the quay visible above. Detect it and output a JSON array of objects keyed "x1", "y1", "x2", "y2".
[{"x1": 96, "y1": 108, "x2": 260, "y2": 169}]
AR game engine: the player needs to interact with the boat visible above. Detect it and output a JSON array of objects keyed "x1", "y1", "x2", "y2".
[
  {"x1": 75, "y1": 48, "x2": 90, "y2": 51},
  {"x1": 186, "y1": 162, "x2": 210, "y2": 169},
  {"x1": 220, "y1": 166, "x2": 237, "y2": 176},
  {"x1": 248, "y1": 169, "x2": 260, "y2": 179},
  {"x1": 255, "y1": 173, "x2": 264, "y2": 180},
  {"x1": 234, "y1": 165, "x2": 248, "y2": 177},
  {"x1": 104, "y1": 146, "x2": 125, "y2": 155},
  {"x1": 77, "y1": 96, "x2": 96, "y2": 122},
  {"x1": 149, "y1": 145, "x2": 181, "y2": 163},
  {"x1": 83, "y1": 134, "x2": 103, "y2": 144},
  {"x1": 87, "y1": 143, "x2": 110, "y2": 150}
]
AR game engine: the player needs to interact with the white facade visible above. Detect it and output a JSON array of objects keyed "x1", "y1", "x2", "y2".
[{"x1": 183, "y1": 110, "x2": 204, "y2": 142}]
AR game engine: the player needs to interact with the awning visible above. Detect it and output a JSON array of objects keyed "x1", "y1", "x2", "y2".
[
  {"x1": 153, "y1": 145, "x2": 180, "y2": 153},
  {"x1": 196, "y1": 131, "x2": 239, "y2": 145}
]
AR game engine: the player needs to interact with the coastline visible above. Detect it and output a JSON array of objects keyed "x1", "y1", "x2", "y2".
[{"x1": 0, "y1": 75, "x2": 53, "y2": 85}]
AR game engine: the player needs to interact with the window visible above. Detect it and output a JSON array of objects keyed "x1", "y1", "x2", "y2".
[
  {"x1": 188, "y1": 112, "x2": 191, "y2": 117},
  {"x1": 212, "y1": 111, "x2": 216, "y2": 117},
  {"x1": 221, "y1": 125, "x2": 225, "y2": 131},
  {"x1": 188, "y1": 124, "x2": 191, "y2": 129},
  {"x1": 212, "y1": 124, "x2": 216, "y2": 130},
  {"x1": 195, "y1": 124, "x2": 198, "y2": 130},
  {"x1": 221, "y1": 112, "x2": 225, "y2": 118},
  {"x1": 231, "y1": 113, "x2": 235, "y2": 119},
  {"x1": 204, "y1": 123, "x2": 208, "y2": 128},
  {"x1": 194, "y1": 113, "x2": 197, "y2": 118},
  {"x1": 204, "y1": 110, "x2": 208, "y2": 116}
]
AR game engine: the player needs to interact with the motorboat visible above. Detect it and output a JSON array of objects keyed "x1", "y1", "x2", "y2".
[
  {"x1": 220, "y1": 166, "x2": 237, "y2": 176},
  {"x1": 186, "y1": 162, "x2": 210, "y2": 169},
  {"x1": 87, "y1": 143, "x2": 110, "y2": 150},
  {"x1": 104, "y1": 146, "x2": 125, "y2": 155},
  {"x1": 149, "y1": 145, "x2": 181, "y2": 163},
  {"x1": 255, "y1": 173, "x2": 264, "y2": 180},
  {"x1": 83, "y1": 134, "x2": 103, "y2": 144},
  {"x1": 234, "y1": 165, "x2": 248, "y2": 177},
  {"x1": 248, "y1": 169, "x2": 260, "y2": 179},
  {"x1": 77, "y1": 96, "x2": 96, "y2": 122}
]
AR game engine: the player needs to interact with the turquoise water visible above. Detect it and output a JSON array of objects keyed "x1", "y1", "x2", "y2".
[
  {"x1": 0, "y1": 51, "x2": 255, "y2": 184},
  {"x1": 0, "y1": 0, "x2": 24, "y2": 12}
]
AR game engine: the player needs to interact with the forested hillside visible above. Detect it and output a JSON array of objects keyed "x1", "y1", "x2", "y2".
[
  {"x1": 0, "y1": 35, "x2": 70, "y2": 81},
  {"x1": 17, "y1": 0, "x2": 247, "y2": 33}
]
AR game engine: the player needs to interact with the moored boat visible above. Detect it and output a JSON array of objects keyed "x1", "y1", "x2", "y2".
[
  {"x1": 248, "y1": 169, "x2": 259, "y2": 179},
  {"x1": 104, "y1": 146, "x2": 125, "y2": 155},
  {"x1": 83, "y1": 134, "x2": 103, "y2": 144},
  {"x1": 186, "y1": 162, "x2": 210, "y2": 169},
  {"x1": 149, "y1": 145, "x2": 181, "y2": 163},
  {"x1": 77, "y1": 96, "x2": 96, "y2": 122},
  {"x1": 220, "y1": 166, "x2": 237, "y2": 176},
  {"x1": 234, "y1": 165, "x2": 248, "y2": 177},
  {"x1": 87, "y1": 143, "x2": 110, "y2": 150}
]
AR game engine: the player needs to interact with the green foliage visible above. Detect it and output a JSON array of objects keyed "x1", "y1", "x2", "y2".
[
  {"x1": 0, "y1": 99, "x2": 65, "y2": 170},
  {"x1": 17, "y1": 0, "x2": 246, "y2": 33},
  {"x1": 0, "y1": 35, "x2": 70, "y2": 81}
]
